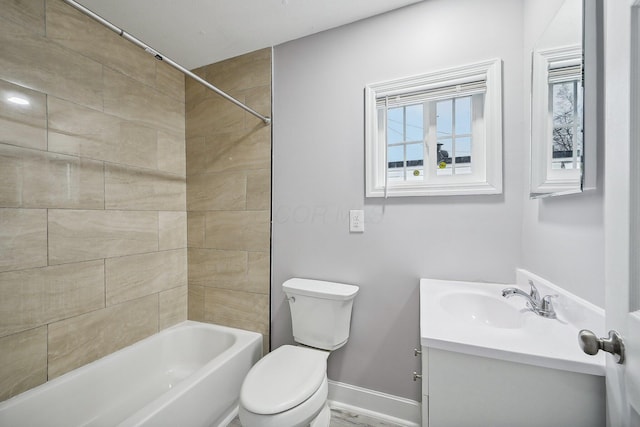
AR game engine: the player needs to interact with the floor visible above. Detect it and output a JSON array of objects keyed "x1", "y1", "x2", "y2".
[{"x1": 228, "y1": 407, "x2": 403, "y2": 426}]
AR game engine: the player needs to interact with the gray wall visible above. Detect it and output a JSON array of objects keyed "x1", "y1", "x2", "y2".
[
  {"x1": 520, "y1": 0, "x2": 605, "y2": 307},
  {"x1": 272, "y1": 0, "x2": 526, "y2": 401}
]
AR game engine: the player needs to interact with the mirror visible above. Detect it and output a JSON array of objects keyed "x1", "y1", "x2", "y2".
[{"x1": 530, "y1": 0, "x2": 586, "y2": 198}]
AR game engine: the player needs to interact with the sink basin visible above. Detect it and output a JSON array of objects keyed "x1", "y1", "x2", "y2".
[
  {"x1": 420, "y1": 275, "x2": 606, "y2": 376},
  {"x1": 440, "y1": 292, "x2": 524, "y2": 329}
]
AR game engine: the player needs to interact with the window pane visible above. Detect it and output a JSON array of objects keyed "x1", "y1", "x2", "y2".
[
  {"x1": 387, "y1": 107, "x2": 404, "y2": 144},
  {"x1": 454, "y1": 96, "x2": 472, "y2": 135},
  {"x1": 576, "y1": 123, "x2": 583, "y2": 170},
  {"x1": 455, "y1": 136, "x2": 472, "y2": 175},
  {"x1": 436, "y1": 138, "x2": 452, "y2": 176},
  {"x1": 552, "y1": 82, "x2": 575, "y2": 127},
  {"x1": 387, "y1": 145, "x2": 404, "y2": 182},
  {"x1": 406, "y1": 142, "x2": 424, "y2": 181},
  {"x1": 553, "y1": 127, "x2": 573, "y2": 154},
  {"x1": 388, "y1": 145, "x2": 403, "y2": 165},
  {"x1": 577, "y1": 81, "x2": 584, "y2": 126},
  {"x1": 576, "y1": 81, "x2": 584, "y2": 170},
  {"x1": 406, "y1": 142, "x2": 423, "y2": 165},
  {"x1": 436, "y1": 100, "x2": 452, "y2": 138},
  {"x1": 405, "y1": 104, "x2": 424, "y2": 142},
  {"x1": 552, "y1": 127, "x2": 573, "y2": 169}
]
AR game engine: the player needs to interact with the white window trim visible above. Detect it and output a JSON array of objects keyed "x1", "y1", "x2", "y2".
[
  {"x1": 365, "y1": 59, "x2": 503, "y2": 197},
  {"x1": 530, "y1": 45, "x2": 583, "y2": 195}
]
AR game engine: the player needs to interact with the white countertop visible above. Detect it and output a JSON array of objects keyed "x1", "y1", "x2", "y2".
[{"x1": 420, "y1": 274, "x2": 606, "y2": 376}]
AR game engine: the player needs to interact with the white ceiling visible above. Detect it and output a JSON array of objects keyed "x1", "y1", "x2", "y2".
[{"x1": 76, "y1": 0, "x2": 423, "y2": 70}]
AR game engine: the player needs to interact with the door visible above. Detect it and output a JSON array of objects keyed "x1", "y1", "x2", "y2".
[{"x1": 604, "y1": 0, "x2": 640, "y2": 425}]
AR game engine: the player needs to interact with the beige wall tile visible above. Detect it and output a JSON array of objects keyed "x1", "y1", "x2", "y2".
[
  {"x1": 0, "y1": 0, "x2": 194, "y2": 400},
  {"x1": 204, "y1": 288, "x2": 269, "y2": 336},
  {"x1": 186, "y1": 90, "x2": 245, "y2": 139},
  {"x1": 103, "y1": 68, "x2": 184, "y2": 135},
  {"x1": 243, "y1": 84, "x2": 272, "y2": 129},
  {"x1": 0, "y1": 79, "x2": 47, "y2": 150},
  {"x1": 0, "y1": 144, "x2": 22, "y2": 208},
  {"x1": 48, "y1": 295, "x2": 159, "y2": 379},
  {"x1": 48, "y1": 97, "x2": 158, "y2": 170},
  {"x1": 0, "y1": 144, "x2": 104, "y2": 209},
  {"x1": 21, "y1": 147, "x2": 102, "y2": 208},
  {"x1": 0, "y1": 208, "x2": 47, "y2": 272},
  {"x1": 188, "y1": 248, "x2": 247, "y2": 288},
  {"x1": 188, "y1": 248, "x2": 268, "y2": 294},
  {"x1": 0, "y1": 22, "x2": 103, "y2": 111},
  {"x1": 0, "y1": 326, "x2": 47, "y2": 401},
  {"x1": 188, "y1": 285, "x2": 205, "y2": 322},
  {"x1": 185, "y1": 67, "x2": 207, "y2": 107},
  {"x1": 105, "y1": 164, "x2": 186, "y2": 211},
  {"x1": 202, "y1": 48, "x2": 272, "y2": 93},
  {"x1": 118, "y1": 121, "x2": 159, "y2": 168},
  {"x1": 45, "y1": 0, "x2": 156, "y2": 88},
  {"x1": 204, "y1": 210, "x2": 270, "y2": 251},
  {"x1": 0, "y1": 261, "x2": 105, "y2": 338},
  {"x1": 204, "y1": 126, "x2": 271, "y2": 173},
  {"x1": 248, "y1": 251, "x2": 270, "y2": 294},
  {"x1": 246, "y1": 169, "x2": 271, "y2": 211},
  {"x1": 155, "y1": 62, "x2": 185, "y2": 103},
  {"x1": 186, "y1": 136, "x2": 206, "y2": 176},
  {"x1": 106, "y1": 249, "x2": 187, "y2": 306},
  {"x1": 157, "y1": 130, "x2": 186, "y2": 176},
  {"x1": 159, "y1": 285, "x2": 187, "y2": 330},
  {"x1": 186, "y1": 48, "x2": 272, "y2": 350},
  {"x1": 187, "y1": 211, "x2": 205, "y2": 248},
  {"x1": 0, "y1": 0, "x2": 45, "y2": 36},
  {"x1": 187, "y1": 172, "x2": 246, "y2": 211},
  {"x1": 48, "y1": 209, "x2": 158, "y2": 264},
  {"x1": 159, "y1": 211, "x2": 187, "y2": 250}
]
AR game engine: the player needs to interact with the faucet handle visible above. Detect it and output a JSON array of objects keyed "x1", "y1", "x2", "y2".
[
  {"x1": 528, "y1": 280, "x2": 540, "y2": 302},
  {"x1": 539, "y1": 294, "x2": 558, "y2": 318},
  {"x1": 541, "y1": 294, "x2": 557, "y2": 310}
]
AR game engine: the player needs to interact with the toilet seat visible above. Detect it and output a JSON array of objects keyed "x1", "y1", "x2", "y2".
[
  {"x1": 239, "y1": 375, "x2": 328, "y2": 427},
  {"x1": 240, "y1": 345, "x2": 329, "y2": 414}
]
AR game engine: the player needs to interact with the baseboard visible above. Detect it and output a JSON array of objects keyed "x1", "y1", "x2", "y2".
[{"x1": 327, "y1": 380, "x2": 421, "y2": 427}]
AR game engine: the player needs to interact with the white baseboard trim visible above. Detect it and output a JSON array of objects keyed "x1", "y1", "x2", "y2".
[{"x1": 327, "y1": 380, "x2": 421, "y2": 427}]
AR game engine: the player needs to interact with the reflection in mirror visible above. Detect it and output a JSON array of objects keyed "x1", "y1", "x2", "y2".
[{"x1": 530, "y1": 0, "x2": 584, "y2": 198}]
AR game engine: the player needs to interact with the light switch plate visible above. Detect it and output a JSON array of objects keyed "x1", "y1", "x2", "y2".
[{"x1": 349, "y1": 210, "x2": 364, "y2": 232}]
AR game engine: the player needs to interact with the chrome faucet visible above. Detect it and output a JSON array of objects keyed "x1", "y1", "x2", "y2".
[{"x1": 502, "y1": 280, "x2": 557, "y2": 318}]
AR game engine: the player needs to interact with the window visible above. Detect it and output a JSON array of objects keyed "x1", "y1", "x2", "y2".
[
  {"x1": 531, "y1": 46, "x2": 583, "y2": 194},
  {"x1": 365, "y1": 59, "x2": 503, "y2": 197}
]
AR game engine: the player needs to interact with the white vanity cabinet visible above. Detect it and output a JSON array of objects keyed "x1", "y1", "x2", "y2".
[{"x1": 421, "y1": 345, "x2": 604, "y2": 427}]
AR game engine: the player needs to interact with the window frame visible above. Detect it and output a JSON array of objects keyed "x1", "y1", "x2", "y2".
[{"x1": 365, "y1": 59, "x2": 503, "y2": 197}]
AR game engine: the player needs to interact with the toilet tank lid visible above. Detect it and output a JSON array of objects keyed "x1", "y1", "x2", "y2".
[{"x1": 283, "y1": 278, "x2": 359, "y2": 300}]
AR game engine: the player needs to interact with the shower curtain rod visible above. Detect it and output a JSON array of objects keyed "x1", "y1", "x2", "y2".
[{"x1": 62, "y1": 0, "x2": 271, "y2": 125}]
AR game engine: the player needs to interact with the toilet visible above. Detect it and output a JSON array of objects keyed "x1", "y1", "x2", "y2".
[{"x1": 238, "y1": 278, "x2": 359, "y2": 427}]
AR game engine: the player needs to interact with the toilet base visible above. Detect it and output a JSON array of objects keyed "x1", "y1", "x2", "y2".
[{"x1": 309, "y1": 403, "x2": 330, "y2": 427}]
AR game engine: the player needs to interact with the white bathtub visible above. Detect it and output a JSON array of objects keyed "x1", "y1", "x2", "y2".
[{"x1": 0, "y1": 321, "x2": 262, "y2": 427}]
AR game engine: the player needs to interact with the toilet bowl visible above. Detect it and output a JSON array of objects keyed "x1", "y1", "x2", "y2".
[{"x1": 238, "y1": 278, "x2": 359, "y2": 427}]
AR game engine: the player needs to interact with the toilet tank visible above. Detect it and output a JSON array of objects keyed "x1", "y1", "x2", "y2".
[{"x1": 283, "y1": 278, "x2": 359, "y2": 351}]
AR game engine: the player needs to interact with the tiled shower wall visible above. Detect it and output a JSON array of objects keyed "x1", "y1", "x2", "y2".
[
  {"x1": 186, "y1": 48, "x2": 272, "y2": 355},
  {"x1": 0, "y1": 0, "x2": 187, "y2": 401}
]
